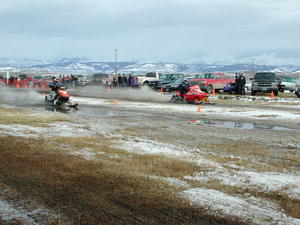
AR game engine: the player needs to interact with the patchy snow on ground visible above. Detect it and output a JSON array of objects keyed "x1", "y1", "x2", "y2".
[
  {"x1": 148, "y1": 175, "x2": 190, "y2": 188},
  {"x1": 72, "y1": 96, "x2": 300, "y2": 122},
  {"x1": 181, "y1": 188, "x2": 300, "y2": 225},
  {"x1": 0, "y1": 120, "x2": 110, "y2": 138},
  {"x1": 1, "y1": 97, "x2": 299, "y2": 224},
  {"x1": 218, "y1": 95, "x2": 300, "y2": 104},
  {"x1": 113, "y1": 135, "x2": 300, "y2": 224},
  {"x1": 71, "y1": 148, "x2": 99, "y2": 160},
  {"x1": 115, "y1": 136, "x2": 221, "y2": 168},
  {"x1": 0, "y1": 199, "x2": 62, "y2": 225},
  {"x1": 0, "y1": 200, "x2": 38, "y2": 224},
  {"x1": 185, "y1": 169, "x2": 300, "y2": 201}
]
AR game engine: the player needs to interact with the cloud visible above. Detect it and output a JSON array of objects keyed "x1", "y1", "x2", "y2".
[{"x1": 0, "y1": 0, "x2": 299, "y2": 64}]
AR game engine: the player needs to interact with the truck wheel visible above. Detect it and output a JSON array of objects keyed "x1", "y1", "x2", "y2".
[
  {"x1": 143, "y1": 81, "x2": 149, "y2": 85},
  {"x1": 206, "y1": 85, "x2": 213, "y2": 94},
  {"x1": 251, "y1": 90, "x2": 256, "y2": 96}
]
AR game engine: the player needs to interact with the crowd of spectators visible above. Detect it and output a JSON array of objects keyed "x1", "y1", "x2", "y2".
[
  {"x1": 105, "y1": 74, "x2": 139, "y2": 88},
  {"x1": 61, "y1": 74, "x2": 78, "y2": 87}
]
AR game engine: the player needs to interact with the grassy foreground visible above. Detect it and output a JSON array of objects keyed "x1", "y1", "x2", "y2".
[{"x1": 0, "y1": 136, "x2": 242, "y2": 224}]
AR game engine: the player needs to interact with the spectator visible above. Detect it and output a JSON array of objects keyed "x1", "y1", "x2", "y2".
[
  {"x1": 117, "y1": 74, "x2": 122, "y2": 87},
  {"x1": 234, "y1": 73, "x2": 239, "y2": 94},
  {"x1": 122, "y1": 74, "x2": 127, "y2": 87},
  {"x1": 236, "y1": 73, "x2": 246, "y2": 95},
  {"x1": 128, "y1": 74, "x2": 133, "y2": 87},
  {"x1": 28, "y1": 75, "x2": 33, "y2": 88}
]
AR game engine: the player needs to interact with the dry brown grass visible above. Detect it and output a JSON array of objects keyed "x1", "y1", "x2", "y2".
[
  {"x1": 188, "y1": 176, "x2": 300, "y2": 219},
  {"x1": 253, "y1": 114, "x2": 279, "y2": 118},
  {"x1": 204, "y1": 142, "x2": 300, "y2": 172},
  {"x1": 53, "y1": 136, "x2": 199, "y2": 179},
  {"x1": 0, "y1": 106, "x2": 69, "y2": 126},
  {"x1": 0, "y1": 136, "x2": 243, "y2": 225}
]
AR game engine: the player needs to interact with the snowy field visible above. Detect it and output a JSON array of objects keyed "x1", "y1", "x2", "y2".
[{"x1": 0, "y1": 87, "x2": 300, "y2": 224}]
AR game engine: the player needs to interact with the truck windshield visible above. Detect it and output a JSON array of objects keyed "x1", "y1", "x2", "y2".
[
  {"x1": 146, "y1": 73, "x2": 156, "y2": 78},
  {"x1": 281, "y1": 77, "x2": 296, "y2": 82},
  {"x1": 160, "y1": 74, "x2": 182, "y2": 80},
  {"x1": 254, "y1": 73, "x2": 276, "y2": 80},
  {"x1": 194, "y1": 73, "x2": 214, "y2": 79}
]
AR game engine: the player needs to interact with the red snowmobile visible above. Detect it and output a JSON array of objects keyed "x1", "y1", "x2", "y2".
[
  {"x1": 45, "y1": 87, "x2": 78, "y2": 108},
  {"x1": 170, "y1": 85, "x2": 209, "y2": 104}
]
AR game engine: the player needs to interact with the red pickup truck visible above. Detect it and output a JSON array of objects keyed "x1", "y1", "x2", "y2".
[{"x1": 191, "y1": 72, "x2": 235, "y2": 93}]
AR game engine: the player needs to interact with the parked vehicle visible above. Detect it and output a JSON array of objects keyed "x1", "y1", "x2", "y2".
[
  {"x1": 295, "y1": 80, "x2": 300, "y2": 98},
  {"x1": 76, "y1": 75, "x2": 90, "y2": 86},
  {"x1": 223, "y1": 82, "x2": 236, "y2": 94},
  {"x1": 93, "y1": 73, "x2": 109, "y2": 84},
  {"x1": 191, "y1": 72, "x2": 235, "y2": 94},
  {"x1": 280, "y1": 76, "x2": 296, "y2": 92},
  {"x1": 148, "y1": 73, "x2": 185, "y2": 90},
  {"x1": 162, "y1": 77, "x2": 193, "y2": 92},
  {"x1": 137, "y1": 72, "x2": 162, "y2": 85},
  {"x1": 251, "y1": 72, "x2": 283, "y2": 96},
  {"x1": 170, "y1": 85, "x2": 209, "y2": 104},
  {"x1": 245, "y1": 78, "x2": 252, "y2": 92}
]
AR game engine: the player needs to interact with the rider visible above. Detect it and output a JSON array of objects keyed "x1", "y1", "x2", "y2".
[
  {"x1": 178, "y1": 79, "x2": 190, "y2": 98},
  {"x1": 49, "y1": 77, "x2": 62, "y2": 104}
]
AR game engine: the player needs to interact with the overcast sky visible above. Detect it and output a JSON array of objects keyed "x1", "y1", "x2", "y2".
[{"x1": 1, "y1": 0, "x2": 300, "y2": 64}]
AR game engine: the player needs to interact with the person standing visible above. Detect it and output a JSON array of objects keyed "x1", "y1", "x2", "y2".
[
  {"x1": 117, "y1": 74, "x2": 122, "y2": 88},
  {"x1": 234, "y1": 73, "x2": 239, "y2": 94},
  {"x1": 128, "y1": 74, "x2": 133, "y2": 87},
  {"x1": 237, "y1": 73, "x2": 246, "y2": 95}
]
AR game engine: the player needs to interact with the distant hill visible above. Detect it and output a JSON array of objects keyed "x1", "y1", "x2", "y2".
[{"x1": 0, "y1": 57, "x2": 300, "y2": 77}]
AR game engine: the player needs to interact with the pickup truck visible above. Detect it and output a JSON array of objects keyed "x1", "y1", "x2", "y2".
[
  {"x1": 251, "y1": 72, "x2": 283, "y2": 96},
  {"x1": 280, "y1": 76, "x2": 296, "y2": 92},
  {"x1": 295, "y1": 80, "x2": 300, "y2": 98},
  {"x1": 137, "y1": 72, "x2": 162, "y2": 85},
  {"x1": 190, "y1": 72, "x2": 235, "y2": 93},
  {"x1": 148, "y1": 73, "x2": 185, "y2": 90}
]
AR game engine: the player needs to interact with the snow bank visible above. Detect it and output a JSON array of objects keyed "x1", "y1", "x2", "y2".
[{"x1": 181, "y1": 188, "x2": 300, "y2": 225}]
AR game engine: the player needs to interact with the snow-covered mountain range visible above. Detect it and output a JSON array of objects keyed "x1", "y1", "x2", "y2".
[{"x1": 1, "y1": 57, "x2": 300, "y2": 75}]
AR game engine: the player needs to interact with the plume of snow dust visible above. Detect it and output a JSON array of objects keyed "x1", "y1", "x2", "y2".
[
  {"x1": 72, "y1": 85, "x2": 171, "y2": 103},
  {"x1": 0, "y1": 86, "x2": 44, "y2": 106}
]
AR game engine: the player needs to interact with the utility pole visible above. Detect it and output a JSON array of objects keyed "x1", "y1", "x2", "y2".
[{"x1": 114, "y1": 49, "x2": 118, "y2": 76}]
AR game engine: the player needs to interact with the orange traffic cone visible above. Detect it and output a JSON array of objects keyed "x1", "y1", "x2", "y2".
[
  {"x1": 212, "y1": 89, "x2": 216, "y2": 96},
  {"x1": 197, "y1": 105, "x2": 202, "y2": 112},
  {"x1": 35, "y1": 84, "x2": 39, "y2": 90},
  {"x1": 42, "y1": 83, "x2": 45, "y2": 90},
  {"x1": 113, "y1": 99, "x2": 118, "y2": 105},
  {"x1": 160, "y1": 88, "x2": 164, "y2": 93},
  {"x1": 269, "y1": 91, "x2": 275, "y2": 99}
]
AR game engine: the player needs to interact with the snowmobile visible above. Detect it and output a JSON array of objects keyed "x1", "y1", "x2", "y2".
[
  {"x1": 170, "y1": 85, "x2": 209, "y2": 104},
  {"x1": 45, "y1": 87, "x2": 78, "y2": 108}
]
